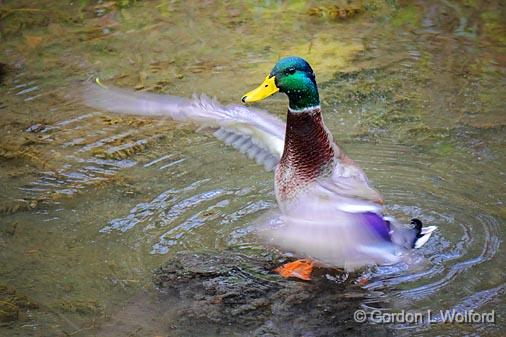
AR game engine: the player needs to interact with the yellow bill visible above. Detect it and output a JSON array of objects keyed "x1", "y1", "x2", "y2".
[{"x1": 241, "y1": 75, "x2": 279, "y2": 103}]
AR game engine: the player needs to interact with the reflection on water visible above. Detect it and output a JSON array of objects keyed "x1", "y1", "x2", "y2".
[{"x1": 0, "y1": 0, "x2": 504, "y2": 336}]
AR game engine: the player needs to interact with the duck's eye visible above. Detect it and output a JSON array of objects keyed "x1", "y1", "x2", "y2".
[{"x1": 285, "y1": 67, "x2": 296, "y2": 75}]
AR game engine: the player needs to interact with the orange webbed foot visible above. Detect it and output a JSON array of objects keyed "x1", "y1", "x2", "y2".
[
  {"x1": 357, "y1": 275, "x2": 369, "y2": 286},
  {"x1": 274, "y1": 259, "x2": 314, "y2": 281}
]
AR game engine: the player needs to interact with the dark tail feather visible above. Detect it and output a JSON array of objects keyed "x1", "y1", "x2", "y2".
[{"x1": 410, "y1": 218, "x2": 437, "y2": 249}]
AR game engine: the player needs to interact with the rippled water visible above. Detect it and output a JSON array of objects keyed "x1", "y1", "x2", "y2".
[{"x1": 0, "y1": 0, "x2": 504, "y2": 336}]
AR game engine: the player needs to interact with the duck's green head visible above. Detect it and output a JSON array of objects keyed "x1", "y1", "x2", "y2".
[{"x1": 242, "y1": 56, "x2": 320, "y2": 111}]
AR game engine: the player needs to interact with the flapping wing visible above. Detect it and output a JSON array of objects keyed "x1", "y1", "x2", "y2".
[
  {"x1": 81, "y1": 83, "x2": 285, "y2": 170},
  {"x1": 255, "y1": 209, "x2": 407, "y2": 271},
  {"x1": 318, "y1": 154, "x2": 385, "y2": 208}
]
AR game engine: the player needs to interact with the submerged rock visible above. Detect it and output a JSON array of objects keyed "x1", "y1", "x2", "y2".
[
  {"x1": 153, "y1": 250, "x2": 388, "y2": 337},
  {"x1": 0, "y1": 285, "x2": 38, "y2": 324},
  {"x1": 0, "y1": 63, "x2": 7, "y2": 84}
]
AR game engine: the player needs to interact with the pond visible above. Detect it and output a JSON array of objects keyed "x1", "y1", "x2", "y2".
[{"x1": 0, "y1": 0, "x2": 504, "y2": 336}]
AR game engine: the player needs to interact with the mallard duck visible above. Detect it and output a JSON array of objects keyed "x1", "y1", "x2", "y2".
[{"x1": 83, "y1": 56, "x2": 437, "y2": 280}]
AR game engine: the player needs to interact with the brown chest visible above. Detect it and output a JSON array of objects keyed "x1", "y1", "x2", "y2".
[{"x1": 274, "y1": 108, "x2": 335, "y2": 201}]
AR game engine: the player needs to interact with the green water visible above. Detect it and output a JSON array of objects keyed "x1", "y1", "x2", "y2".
[{"x1": 0, "y1": 0, "x2": 504, "y2": 336}]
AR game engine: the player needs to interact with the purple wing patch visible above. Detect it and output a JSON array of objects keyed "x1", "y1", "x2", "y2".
[{"x1": 361, "y1": 212, "x2": 391, "y2": 242}]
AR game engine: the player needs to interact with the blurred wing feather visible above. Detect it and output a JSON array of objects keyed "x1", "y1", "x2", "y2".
[
  {"x1": 82, "y1": 83, "x2": 285, "y2": 170},
  {"x1": 318, "y1": 161, "x2": 384, "y2": 207},
  {"x1": 256, "y1": 209, "x2": 405, "y2": 271}
]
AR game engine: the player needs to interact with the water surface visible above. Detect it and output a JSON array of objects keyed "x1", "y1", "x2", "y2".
[{"x1": 0, "y1": 1, "x2": 504, "y2": 336}]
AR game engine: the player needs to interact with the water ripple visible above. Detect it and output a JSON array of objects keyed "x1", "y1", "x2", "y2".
[{"x1": 100, "y1": 179, "x2": 211, "y2": 233}]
